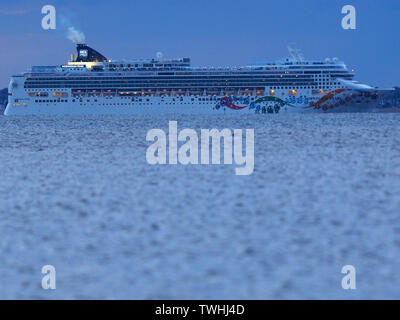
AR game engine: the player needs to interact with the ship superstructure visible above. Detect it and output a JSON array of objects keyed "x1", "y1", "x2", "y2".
[{"x1": 5, "y1": 44, "x2": 392, "y2": 115}]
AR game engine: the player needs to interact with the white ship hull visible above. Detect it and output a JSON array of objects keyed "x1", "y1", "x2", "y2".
[{"x1": 5, "y1": 89, "x2": 381, "y2": 115}]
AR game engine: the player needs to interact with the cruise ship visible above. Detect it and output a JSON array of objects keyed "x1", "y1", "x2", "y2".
[{"x1": 4, "y1": 44, "x2": 392, "y2": 115}]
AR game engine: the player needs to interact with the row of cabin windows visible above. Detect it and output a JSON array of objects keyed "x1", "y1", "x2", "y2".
[
  {"x1": 25, "y1": 82, "x2": 321, "y2": 89},
  {"x1": 35, "y1": 99, "x2": 68, "y2": 103},
  {"x1": 33, "y1": 96, "x2": 252, "y2": 104},
  {"x1": 24, "y1": 79, "x2": 317, "y2": 86},
  {"x1": 108, "y1": 63, "x2": 188, "y2": 68},
  {"x1": 28, "y1": 71, "x2": 350, "y2": 80},
  {"x1": 26, "y1": 76, "x2": 316, "y2": 82},
  {"x1": 25, "y1": 74, "x2": 326, "y2": 81}
]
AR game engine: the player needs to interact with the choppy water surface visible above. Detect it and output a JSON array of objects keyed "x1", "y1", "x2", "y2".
[{"x1": 0, "y1": 113, "x2": 400, "y2": 299}]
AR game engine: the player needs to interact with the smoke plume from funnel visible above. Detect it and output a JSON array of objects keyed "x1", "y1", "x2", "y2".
[{"x1": 67, "y1": 26, "x2": 86, "y2": 44}]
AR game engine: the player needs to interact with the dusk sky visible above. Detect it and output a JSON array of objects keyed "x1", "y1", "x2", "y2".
[{"x1": 0, "y1": 0, "x2": 399, "y2": 88}]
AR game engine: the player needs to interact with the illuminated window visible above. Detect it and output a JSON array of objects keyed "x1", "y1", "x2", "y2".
[{"x1": 270, "y1": 89, "x2": 275, "y2": 96}]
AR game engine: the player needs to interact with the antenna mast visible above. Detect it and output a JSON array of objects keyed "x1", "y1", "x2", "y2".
[{"x1": 287, "y1": 44, "x2": 305, "y2": 62}]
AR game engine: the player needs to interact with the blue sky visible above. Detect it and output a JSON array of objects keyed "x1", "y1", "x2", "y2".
[{"x1": 0, "y1": 0, "x2": 399, "y2": 87}]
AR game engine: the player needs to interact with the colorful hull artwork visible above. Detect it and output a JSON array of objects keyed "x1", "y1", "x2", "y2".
[
  {"x1": 214, "y1": 89, "x2": 379, "y2": 113},
  {"x1": 214, "y1": 95, "x2": 296, "y2": 113},
  {"x1": 306, "y1": 89, "x2": 378, "y2": 111}
]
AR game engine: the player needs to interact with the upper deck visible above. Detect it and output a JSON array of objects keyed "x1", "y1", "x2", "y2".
[
  {"x1": 25, "y1": 43, "x2": 351, "y2": 76},
  {"x1": 17, "y1": 44, "x2": 355, "y2": 92}
]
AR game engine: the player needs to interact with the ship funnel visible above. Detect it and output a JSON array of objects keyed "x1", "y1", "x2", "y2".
[{"x1": 75, "y1": 44, "x2": 108, "y2": 62}]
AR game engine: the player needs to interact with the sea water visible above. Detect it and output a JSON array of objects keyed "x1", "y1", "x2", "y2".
[{"x1": 0, "y1": 113, "x2": 399, "y2": 299}]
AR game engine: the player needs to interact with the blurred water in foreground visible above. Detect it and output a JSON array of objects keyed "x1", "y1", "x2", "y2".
[{"x1": 0, "y1": 113, "x2": 400, "y2": 299}]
